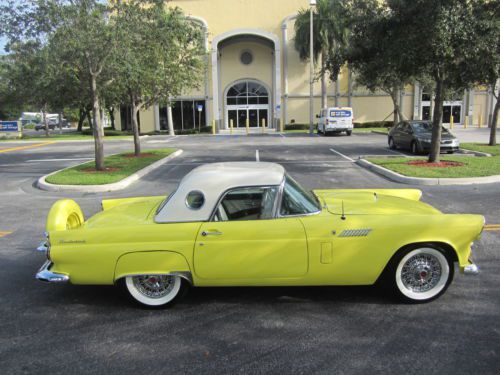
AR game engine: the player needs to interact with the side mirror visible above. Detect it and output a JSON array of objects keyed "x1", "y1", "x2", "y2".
[{"x1": 315, "y1": 114, "x2": 319, "y2": 119}]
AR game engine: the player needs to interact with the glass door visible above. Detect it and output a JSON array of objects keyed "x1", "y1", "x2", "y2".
[
  {"x1": 237, "y1": 109, "x2": 248, "y2": 128},
  {"x1": 249, "y1": 109, "x2": 258, "y2": 127},
  {"x1": 228, "y1": 110, "x2": 237, "y2": 128},
  {"x1": 258, "y1": 109, "x2": 268, "y2": 128}
]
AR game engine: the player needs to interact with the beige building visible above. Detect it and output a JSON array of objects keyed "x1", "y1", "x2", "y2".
[{"x1": 115, "y1": 0, "x2": 497, "y2": 133}]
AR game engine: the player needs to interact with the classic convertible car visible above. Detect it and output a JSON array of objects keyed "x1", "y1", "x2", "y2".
[{"x1": 36, "y1": 162, "x2": 482, "y2": 307}]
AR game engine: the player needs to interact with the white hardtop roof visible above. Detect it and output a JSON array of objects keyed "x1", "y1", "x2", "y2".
[{"x1": 155, "y1": 162, "x2": 285, "y2": 223}]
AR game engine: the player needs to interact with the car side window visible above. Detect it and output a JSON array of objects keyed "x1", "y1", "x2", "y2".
[{"x1": 213, "y1": 187, "x2": 278, "y2": 221}]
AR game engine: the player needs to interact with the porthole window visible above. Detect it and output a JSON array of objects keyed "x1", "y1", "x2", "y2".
[
  {"x1": 186, "y1": 191, "x2": 205, "y2": 210},
  {"x1": 240, "y1": 50, "x2": 253, "y2": 65}
]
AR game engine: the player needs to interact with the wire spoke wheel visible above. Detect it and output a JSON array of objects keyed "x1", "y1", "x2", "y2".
[
  {"x1": 124, "y1": 274, "x2": 184, "y2": 307},
  {"x1": 393, "y1": 247, "x2": 452, "y2": 302}
]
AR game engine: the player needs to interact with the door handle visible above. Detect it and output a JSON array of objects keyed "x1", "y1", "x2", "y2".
[{"x1": 201, "y1": 230, "x2": 222, "y2": 236}]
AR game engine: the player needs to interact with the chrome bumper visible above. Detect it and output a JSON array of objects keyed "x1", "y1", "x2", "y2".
[
  {"x1": 36, "y1": 260, "x2": 70, "y2": 283},
  {"x1": 464, "y1": 263, "x2": 479, "y2": 275}
]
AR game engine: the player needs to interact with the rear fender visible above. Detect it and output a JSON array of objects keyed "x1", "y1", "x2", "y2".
[{"x1": 114, "y1": 251, "x2": 192, "y2": 284}]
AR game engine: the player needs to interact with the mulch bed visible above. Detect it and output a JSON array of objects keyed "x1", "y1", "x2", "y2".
[
  {"x1": 122, "y1": 153, "x2": 155, "y2": 158},
  {"x1": 406, "y1": 160, "x2": 464, "y2": 168},
  {"x1": 81, "y1": 167, "x2": 121, "y2": 173}
]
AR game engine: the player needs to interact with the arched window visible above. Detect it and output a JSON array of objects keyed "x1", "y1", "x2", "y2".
[{"x1": 226, "y1": 81, "x2": 268, "y2": 106}]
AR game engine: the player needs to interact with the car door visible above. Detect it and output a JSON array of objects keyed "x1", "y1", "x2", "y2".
[
  {"x1": 194, "y1": 186, "x2": 308, "y2": 281},
  {"x1": 400, "y1": 122, "x2": 414, "y2": 149},
  {"x1": 391, "y1": 122, "x2": 404, "y2": 147}
]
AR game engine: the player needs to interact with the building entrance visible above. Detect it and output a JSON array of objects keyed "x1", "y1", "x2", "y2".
[{"x1": 225, "y1": 81, "x2": 270, "y2": 128}]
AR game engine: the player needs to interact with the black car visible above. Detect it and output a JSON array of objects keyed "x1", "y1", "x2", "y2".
[{"x1": 388, "y1": 120, "x2": 460, "y2": 154}]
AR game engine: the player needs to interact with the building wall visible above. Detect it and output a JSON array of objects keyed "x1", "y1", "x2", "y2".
[
  {"x1": 122, "y1": 0, "x2": 497, "y2": 132},
  {"x1": 220, "y1": 41, "x2": 273, "y2": 97}
]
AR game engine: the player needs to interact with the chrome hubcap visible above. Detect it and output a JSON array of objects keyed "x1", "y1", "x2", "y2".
[
  {"x1": 401, "y1": 254, "x2": 442, "y2": 293},
  {"x1": 132, "y1": 275, "x2": 176, "y2": 299}
]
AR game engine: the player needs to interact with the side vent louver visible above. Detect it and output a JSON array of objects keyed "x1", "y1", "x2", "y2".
[{"x1": 338, "y1": 229, "x2": 372, "y2": 237}]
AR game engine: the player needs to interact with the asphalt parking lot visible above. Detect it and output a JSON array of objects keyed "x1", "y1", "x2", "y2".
[{"x1": 0, "y1": 132, "x2": 498, "y2": 374}]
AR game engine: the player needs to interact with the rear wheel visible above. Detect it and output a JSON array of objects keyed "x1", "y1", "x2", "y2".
[
  {"x1": 388, "y1": 137, "x2": 396, "y2": 150},
  {"x1": 122, "y1": 274, "x2": 188, "y2": 308},
  {"x1": 385, "y1": 246, "x2": 454, "y2": 303}
]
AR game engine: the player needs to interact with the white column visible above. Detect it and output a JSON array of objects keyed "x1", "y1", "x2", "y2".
[{"x1": 413, "y1": 82, "x2": 420, "y2": 120}]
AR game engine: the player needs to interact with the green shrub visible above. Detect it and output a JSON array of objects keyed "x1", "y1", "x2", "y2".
[
  {"x1": 175, "y1": 126, "x2": 212, "y2": 135},
  {"x1": 353, "y1": 121, "x2": 394, "y2": 128},
  {"x1": 81, "y1": 129, "x2": 130, "y2": 136}
]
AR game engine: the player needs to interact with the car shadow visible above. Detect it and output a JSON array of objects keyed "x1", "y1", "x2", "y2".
[{"x1": 45, "y1": 284, "x2": 399, "y2": 309}]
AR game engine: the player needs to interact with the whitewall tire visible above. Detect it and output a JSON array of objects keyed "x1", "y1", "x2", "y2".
[
  {"x1": 123, "y1": 274, "x2": 186, "y2": 308},
  {"x1": 388, "y1": 246, "x2": 454, "y2": 303}
]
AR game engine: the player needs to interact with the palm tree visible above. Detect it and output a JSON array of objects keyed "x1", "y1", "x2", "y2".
[{"x1": 294, "y1": 0, "x2": 349, "y2": 109}]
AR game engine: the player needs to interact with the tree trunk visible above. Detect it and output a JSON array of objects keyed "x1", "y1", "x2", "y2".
[
  {"x1": 321, "y1": 51, "x2": 327, "y2": 109},
  {"x1": 131, "y1": 100, "x2": 141, "y2": 156},
  {"x1": 42, "y1": 109, "x2": 49, "y2": 138},
  {"x1": 429, "y1": 78, "x2": 445, "y2": 163},
  {"x1": 167, "y1": 102, "x2": 175, "y2": 136},
  {"x1": 390, "y1": 88, "x2": 400, "y2": 127},
  {"x1": 107, "y1": 106, "x2": 115, "y2": 130},
  {"x1": 78, "y1": 108, "x2": 85, "y2": 132},
  {"x1": 58, "y1": 112, "x2": 63, "y2": 134},
  {"x1": 90, "y1": 74, "x2": 105, "y2": 171},
  {"x1": 86, "y1": 108, "x2": 93, "y2": 130},
  {"x1": 489, "y1": 94, "x2": 499, "y2": 146}
]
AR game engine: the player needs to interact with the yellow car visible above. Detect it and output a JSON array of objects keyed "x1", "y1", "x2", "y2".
[{"x1": 36, "y1": 162, "x2": 482, "y2": 307}]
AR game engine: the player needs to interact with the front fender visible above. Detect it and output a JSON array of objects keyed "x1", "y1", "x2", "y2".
[{"x1": 114, "y1": 251, "x2": 191, "y2": 282}]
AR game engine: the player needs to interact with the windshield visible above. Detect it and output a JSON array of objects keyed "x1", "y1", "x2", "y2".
[
  {"x1": 280, "y1": 175, "x2": 321, "y2": 216},
  {"x1": 412, "y1": 122, "x2": 449, "y2": 133}
]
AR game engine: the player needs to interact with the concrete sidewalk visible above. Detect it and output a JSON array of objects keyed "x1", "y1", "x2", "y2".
[{"x1": 445, "y1": 126, "x2": 496, "y2": 143}]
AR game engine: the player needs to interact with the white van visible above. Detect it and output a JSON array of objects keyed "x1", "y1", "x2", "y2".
[{"x1": 317, "y1": 107, "x2": 354, "y2": 136}]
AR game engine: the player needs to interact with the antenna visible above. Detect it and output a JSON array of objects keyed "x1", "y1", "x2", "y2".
[{"x1": 341, "y1": 200, "x2": 346, "y2": 220}]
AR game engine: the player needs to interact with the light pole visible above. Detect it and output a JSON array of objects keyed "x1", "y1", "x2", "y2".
[{"x1": 309, "y1": 0, "x2": 316, "y2": 136}]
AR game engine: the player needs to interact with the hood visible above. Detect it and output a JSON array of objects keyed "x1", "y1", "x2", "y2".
[
  {"x1": 314, "y1": 190, "x2": 441, "y2": 216},
  {"x1": 84, "y1": 196, "x2": 164, "y2": 228}
]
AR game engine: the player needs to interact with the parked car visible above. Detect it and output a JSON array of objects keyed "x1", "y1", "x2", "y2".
[
  {"x1": 388, "y1": 120, "x2": 460, "y2": 154},
  {"x1": 35, "y1": 118, "x2": 69, "y2": 131},
  {"x1": 36, "y1": 162, "x2": 482, "y2": 307},
  {"x1": 35, "y1": 123, "x2": 56, "y2": 131},
  {"x1": 317, "y1": 107, "x2": 354, "y2": 136}
]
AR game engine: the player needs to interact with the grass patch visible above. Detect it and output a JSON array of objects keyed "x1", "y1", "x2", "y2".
[
  {"x1": 367, "y1": 153, "x2": 500, "y2": 178},
  {"x1": 45, "y1": 148, "x2": 176, "y2": 185},
  {"x1": 461, "y1": 143, "x2": 500, "y2": 156}
]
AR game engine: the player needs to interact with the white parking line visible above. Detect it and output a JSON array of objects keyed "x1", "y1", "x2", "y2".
[
  {"x1": 329, "y1": 148, "x2": 354, "y2": 162},
  {"x1": 26, "y1": 158, "x2": 93, "y2": 162},
  {"x1": 255, "y1": 149, "x2": 260, "y2": 161}
]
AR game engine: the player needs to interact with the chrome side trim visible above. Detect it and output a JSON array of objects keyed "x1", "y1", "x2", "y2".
[{"x1": 36, "y1": 261, "x2": 70, "y2": 283}]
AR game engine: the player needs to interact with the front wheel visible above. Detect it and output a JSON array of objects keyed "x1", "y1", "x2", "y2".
[
  {"x1": 123, "y1": 274, "x2": 188, "y2": 308},
  {"x1": 388, "y1": 246, "x2": 454, "y2": 303},
  {"x1": 346, "y1": 130, "x2": 352, "y2": 136},
  {"x1": 411, "y1": 141, "x2": 420, "y2": 155}
]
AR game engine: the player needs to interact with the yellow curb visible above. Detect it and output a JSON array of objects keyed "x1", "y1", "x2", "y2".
[{"x1": 0, "y1": 141, "x2": 55, "y2": 154}]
